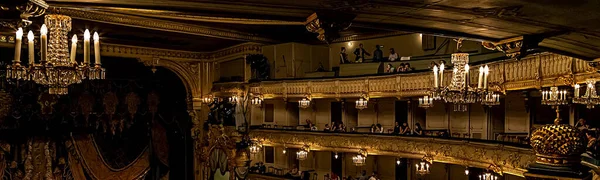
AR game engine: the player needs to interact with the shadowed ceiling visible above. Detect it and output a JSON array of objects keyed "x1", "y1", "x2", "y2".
[{"x1": 39, "y1": 0, "x2": 600, "y2": 59}]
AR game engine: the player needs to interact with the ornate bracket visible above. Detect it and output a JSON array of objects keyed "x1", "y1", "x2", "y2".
[
  {"x1": 482, "y1": 35, "x2": 543, "y2": 60},
  {"x1": 305, "y1": 11, "x2": 356, "y2": 44},
  {"x1": 0, "y1": 0, "x2": 48, "y2": 28}
]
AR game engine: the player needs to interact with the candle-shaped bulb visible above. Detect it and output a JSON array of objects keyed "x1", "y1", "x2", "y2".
[
  {"x1": 72, "y1": 35, "x2": 78, "y2": 43},
  {"x1": 464, "y1": 64, "x2": 470, "y2": 72},
  {"x1": 16, "y1": 28, "x2": 23, "y2": 40},
  {"x1": 93, "y1": 32, "x2": 99, "y2": 41},
  {"x1": 84, "y1": 29, "x2": 90, "y2": 40},
  {"x1": 40, "y1": 24, "x2": 47, "y2": 36},
  {"x1": 440, "y1": 63, "x2": 445, "y2": 71},
  {"x1": 484, "y1": 65, "x2": 489, "y2": 75},
  {"x1": 433, "y1": 65, "x2": 438, "y2": 72},
  {"x1": 27, "y1": 31, "x2": 34, "y2": 41}
]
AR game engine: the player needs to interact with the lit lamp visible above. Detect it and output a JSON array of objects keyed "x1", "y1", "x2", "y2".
[
  {"x1": 249, "y1": 144, "x2": 261, "y2": 154},
  {"x1": 296, "y1": 145, "x2": 310, "y2": 160},
  {"x1": 334, "y1": 152, "x2": 339, "y2": 159},
  {"x1": 202, "y1": 95, "x2": 214, "y2": 104},
  {"x1": 418, "y1": 95, "x2": 433, "y2": 108},
  {"x1": 572, "y1": 79, "x2": 600, "y2": 109},
  {"x1": 251, "y1": 96, "x2": 263, "y2": 107},
  {"x1": 352, "y1": 149, "x2": 367, "y2": 166},
  {"x1": 396, "y1": 158, "x2": 401, "y2": 165},
  {"x1": 481, "y1": 93, "x2": 500, "y2": 107},
  {"x1": 228, "y1": 95, "x2": 238, "y2": 104},
  {"x1": 5, "y1": 14, "x2": 106, "y2": 95},
  {"x1": 355, "y1": 95, "x2": 368, "y2": 110},
  {"x1": 415, "y1": 161, "x2": 430, "y2": 175},
  {"x1": 464, "y1": 167, "x2": 470, "y2": 175},
  {"x1": 541, "y1": 87, "x2": 568, "y2": 106},
  {"x1": 299, "y1": 95, "x2": 311, "y2": 109}
]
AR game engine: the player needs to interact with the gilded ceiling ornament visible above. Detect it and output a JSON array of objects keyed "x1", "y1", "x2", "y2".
[{"x1": 530, "y1": 119, "x2": 585, "y2": 166}]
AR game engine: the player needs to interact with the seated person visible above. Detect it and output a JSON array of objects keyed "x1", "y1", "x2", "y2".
[
  {"x1": 286, "y1": 165, "x2": 300, "y2": 177},
  {"x1": 336, "y1": 123, "x2": 346, "y2": 132},
  {"x1": 400, "y1": 122, "x2": 411, "y2": 135},
  {"x1": 404, "y1": 63, "x2": 412, "y2": 72},
  {"x1": 310, "y1": 124, "x2": 318, "y2": 131},
  {"x1": 413, "y1": 123, "x2": 423, "y2": 135},
  {"x1": 370, "y1": 124, "x2": 377, "y2": 133},
  {"x1": 324, "y1": 124, "x2": 331, "y2": 132},
  {"x1": 376, "y1": 124, "x2": 384, "y2": 133},
  {"x1": 397, "y1": 63, "x2": 406, "y2": 72},
  {"x1": 393, "y1": 122, "x2": 401, "y2": 134},
  {"x1": 428, "y1": 61, "x2": 438, "y2": 70},
  {"x1": 586, "y1": 130, "x2": 597, "y2": 151},
  {"x1": 259, "y1": 162, "x2": 267, "y2": 174},
  {"x1": 340, "y1": 47, "x2": 350, "y2": 64},
  {"x1": 576, "y1": 118, "x2": 590, "y2": 130},
  {"x1": 388, "y1": 48, "x2": 399, "y2": 61},
  {"x1": 384, "y1": 63, "x2": 395, "y2": 73}
]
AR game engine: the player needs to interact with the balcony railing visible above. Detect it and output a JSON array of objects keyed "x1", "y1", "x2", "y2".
[
  {"x1": 249, "y1": 128, "x2": 535, "y2": 177},
  {"x1": 213, "y1": 52, "x2": 597, "y2": 99}
]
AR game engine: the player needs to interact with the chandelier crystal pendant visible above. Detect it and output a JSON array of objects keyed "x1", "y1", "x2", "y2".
[
  {"x1": 573, "y1": 79, "x2": 600, "y2": 109},
  {"x1": 298, "y1": 95, "x2": 311, "y2": 109},
  {"x1": 352, "y1": 149, "x2": 367, "y2": 166},
  {"x1": 418, "y1": 95, "x2": 433, "y2": 108},
  {"x1": 6, "y1": 14, "x2": 105, "y2": 95},
  {"x1": 541, "y1": 87, "x2": 568, "y2": 106},
  {"x1": 355, "y1": 96, "x2": 369, "y2": 110}
]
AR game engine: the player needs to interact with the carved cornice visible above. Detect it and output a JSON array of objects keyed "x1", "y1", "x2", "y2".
[
  {"x1": 101, "y1": 42, "x2": 262, "y2": 62},
  {"x1": 214, "y1": 53, "x2": 600, "y2": 99},
  {"x1": 482, "y1": 36, "x2": 544, "y2": 60},
  {"x1": 250, "y1": 129, "x2": 535, "y2": 177},
  {"x1": 51, "y1": 7, "x2": 276, "y2": 43}
]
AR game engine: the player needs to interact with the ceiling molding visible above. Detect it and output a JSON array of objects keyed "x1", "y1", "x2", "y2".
[
  {"x1": 333, "y1": 31, "x2": 412, "y2": 43},
  {"x1": 84, "y1": 7, "x2": 305, "y2": 25},
  {"x1": 50, "y1": 8, "x2": 277, "y2": 43},
  {"x1": 100, "y1": 42, "x2": 263, "y2": 62}
]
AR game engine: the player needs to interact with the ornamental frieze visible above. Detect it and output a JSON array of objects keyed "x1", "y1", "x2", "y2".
[{"x1": 250, "y1": 129, "x2": 536, "y2": 177}]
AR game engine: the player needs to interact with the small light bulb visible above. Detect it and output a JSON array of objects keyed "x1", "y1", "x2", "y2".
[
  {"x1": 396, "y1": 160, "x2": 401, "y2": 165},
  {"x1": 72, "y1": 35, "x2": 78, "y2": 43},
  {"x1": 15, "y1": 28, "x2": 23, "y2": 40},
  {"x1": 334, "y1": 154, "x2": 339, "y2": 159},
  {"x1": 93, "y1": 32, "x2": 99, "y2": 41},
  {"x1": 347, "y1": 42, "x2": 353, "y2": 46},
  {"x1": 84, "y1": 29, "x2": 90, "y2": 40},
  {"x1": 27, "y1": 31, "x2": 34, "y2": 41},
  {"x1": 40, "y1": 24, "x2": 47, "y2": 35},
  {"x1": 283, "y1": 149, "x2": 286, "y2": 154}
]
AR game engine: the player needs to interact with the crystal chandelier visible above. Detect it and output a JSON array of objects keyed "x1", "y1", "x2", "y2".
[
  {"x1": 415, "y1": 160, "x2": 430, "y2": 175},
  {"x1": 6, "y1": 14, "x2": 105, "y2": 95},
  {"x1": 541, "y1": 87, "x2": 568, "y2": 106},
  {"x1": 418, "y1": 95, "x2": 433, "y2": 108},
  {"x1": 298, "y1": 95, "x2": 311, "y2": 109},
  {"x1": 355, "y1": 94, "x2": 369, "y2": 110},
  {"x1": 573, "y1": 79, "x2": 600, "y2": 109},
  {"x1": 352, "y1": 149, "x2": 367, "y2": 166},
  {"x1": 251, "y1": 95, "x2": 263, "y2": 107},
  {"x1": 432, "y1": 53, "x2": 478, "y2": 111},
  {"x1": 296, "y1": 145, "x2": 309, "y2": 160}
]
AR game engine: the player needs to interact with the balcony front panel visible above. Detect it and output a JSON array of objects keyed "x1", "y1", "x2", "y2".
[{"x1": 250, "y1": 129, "x2": 535, "y2": 177}]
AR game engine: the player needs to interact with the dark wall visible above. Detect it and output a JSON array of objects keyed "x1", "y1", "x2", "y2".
[{"x1": 0, "y1": 47, "x2": 192, "y2": 180}]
